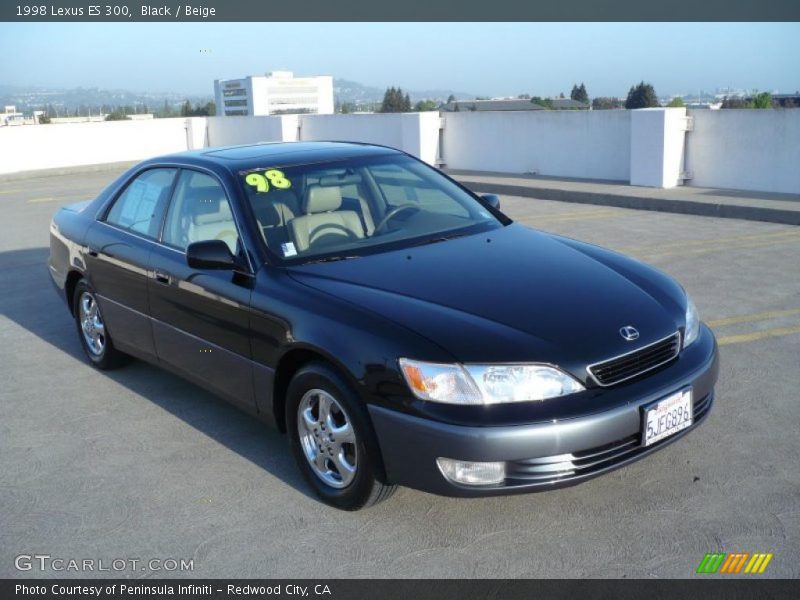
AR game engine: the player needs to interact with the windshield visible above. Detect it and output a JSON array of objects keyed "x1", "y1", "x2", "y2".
[{"x1": 240, "y1": 154, "x2": 504, "y2": 263}]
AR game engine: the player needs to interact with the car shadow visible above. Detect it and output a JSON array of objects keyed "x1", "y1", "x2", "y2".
[{"x1": 2, "y1": 246, "x2": 315, "y2": 500}]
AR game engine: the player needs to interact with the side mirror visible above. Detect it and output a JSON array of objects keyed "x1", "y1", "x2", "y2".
[
  {"x1": 481, "y1": 194, "x2": 501, "y2": 210},
  {"x1": 186, "y1": 240, "x2": 236, "y2": 270}
]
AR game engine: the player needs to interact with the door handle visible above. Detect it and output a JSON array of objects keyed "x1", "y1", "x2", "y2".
[
  {"x1": 87, "y1": 246, "x2": 114, "y2": 259},
  {"x1": 154, "y1": 270, "x2": 171, "y2": 284}
]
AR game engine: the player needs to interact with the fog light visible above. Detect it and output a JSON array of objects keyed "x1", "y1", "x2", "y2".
[{"x1": 436, "y1": 457, "x2": 505, "y2": 486}]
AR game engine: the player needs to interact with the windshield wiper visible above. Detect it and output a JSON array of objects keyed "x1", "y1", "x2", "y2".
[
  {"x1": 408, "y1": 233, "x2": 468, "y2": 248},
  {"x1": 302, "y1": 255, "x2": 360, "y2": 265}
]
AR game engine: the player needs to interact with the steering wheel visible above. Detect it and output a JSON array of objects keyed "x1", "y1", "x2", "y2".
[{"x1": 372, "y1": 204, "x2": 420, "y2": 235}]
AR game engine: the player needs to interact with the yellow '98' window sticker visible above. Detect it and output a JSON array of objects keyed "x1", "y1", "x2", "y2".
[{"x1": 245, "y1": 169, "x2": 292, "y2": 193}]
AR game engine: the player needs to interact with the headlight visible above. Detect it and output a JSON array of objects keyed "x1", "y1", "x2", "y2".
[
  {"x1": 684, "y1": 295, "x2": 700, "y2": 347},
  {"x1": 398, "y1": 358, "x2": 585, "y2": 405}
]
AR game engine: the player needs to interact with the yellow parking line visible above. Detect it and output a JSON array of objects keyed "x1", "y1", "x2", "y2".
[
  {"x1": 27, "y1": 196, "x2": 88, "y2": 204},
  {"x1": 535, "y1": 208, "x2": 618, "y2": 219},
  {"x1": 537, "y1": 212, "x2": 618, "y2": 223},
  {"x1": 717, "y1": 325, "x2": 800, "y2": 346},
  {"x1": 619, "y1": 229, "x2": 800, "y2": 254},
  {"x1": 0, "y1": 188, "x2": 24, "y2": 195},
  {"x1": 636, "y1": 234, "x2": 800, "y2": 259},
  {"x1": 709, "y1": 308, "x2": 800, "y2": 328}
]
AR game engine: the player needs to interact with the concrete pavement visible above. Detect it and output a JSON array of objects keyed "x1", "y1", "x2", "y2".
[{"x1": 1, "y1": 168, "x2": 799, "y2": 578}]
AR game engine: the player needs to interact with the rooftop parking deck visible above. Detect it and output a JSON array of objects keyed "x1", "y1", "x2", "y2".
[{"x1": 1, "y1": 167, "x2": 798, "y2": 577}]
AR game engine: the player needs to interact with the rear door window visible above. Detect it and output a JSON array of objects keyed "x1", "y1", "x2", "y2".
[{"x1": 105, "y1": 168, "x2": 177, "y2": 239}]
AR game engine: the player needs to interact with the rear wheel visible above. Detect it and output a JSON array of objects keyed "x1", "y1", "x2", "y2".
[
  {"x1": 73, "y1": 280, "x2": 127, "y2": 370},
  {"x1": 287, "y1": 361, "x2": 397, "y2": 510}
]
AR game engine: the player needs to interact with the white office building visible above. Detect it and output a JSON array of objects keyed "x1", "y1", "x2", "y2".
[
  {"x1": 214, "y1": 71, "x2": 334, "y2": 117},
  {"x1": 1, "y1": 105, "x2": 26, "y2": 126}
]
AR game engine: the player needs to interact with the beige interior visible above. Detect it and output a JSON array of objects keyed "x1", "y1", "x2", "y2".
[
  {"x1": 187, "y1": 195, "x2": 238, "y2": 253},
  {"x1": 288, "y1": 185, "x2": 365, "y2": 252}
]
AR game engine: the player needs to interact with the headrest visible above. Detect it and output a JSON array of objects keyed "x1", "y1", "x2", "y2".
[
  {"x1": 304, "y1": 185, "x2": 342, "y2": 214},
  {"x1": 194, "y1": 199, "x2": 232, "y2": 224}
]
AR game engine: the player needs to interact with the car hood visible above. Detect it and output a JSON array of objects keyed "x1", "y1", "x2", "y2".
[{"x1": 287, "y1": 224, "x2": 686, "y2": 379}]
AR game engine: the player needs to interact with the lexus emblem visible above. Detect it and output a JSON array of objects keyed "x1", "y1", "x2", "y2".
[{"x1": 619, "y1": 326, "x2": 639, "y2": 341}]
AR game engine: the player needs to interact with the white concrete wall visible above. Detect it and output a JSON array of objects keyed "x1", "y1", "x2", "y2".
[
  {"x1": 206, "y1": 115, "x2": 298, "y2": 147},
  {"x1": 205, "y1": 113, "x2": 438, "y2": 164},
  {"x1": 299, "y1": 113, "x2": 440, "y2": 165},
  {"x1": 1, "y1": 110, "x2": 797, "y2": 195},
  {"x1": 0, "y1": 117, "x2": 197, "y2": 174},
  {"x1": 441, "y1": 110, "x2": 632, "y2": 181},
  {"x1": 686, "y1": 109, "x2": 800, "y2": 194},
  {"x1": 630, "y1": 108, "x2": 688, "y2": 188}
]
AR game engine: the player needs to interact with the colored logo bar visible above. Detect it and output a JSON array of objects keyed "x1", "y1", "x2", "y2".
[{"x1": 697, "y1": 553, "x2": 773, "y2": 574}]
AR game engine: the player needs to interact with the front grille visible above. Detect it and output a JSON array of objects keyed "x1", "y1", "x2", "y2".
[
  {"x1": 505, "y1": 392, "x2": 712, "y2": 485},
  {"x1": 588, "y1": 332, "x2": 681, "y2": 386}
]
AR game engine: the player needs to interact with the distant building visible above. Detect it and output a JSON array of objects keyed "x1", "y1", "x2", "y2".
[
  {"x1": 214, "y1": 71, "x2": 334, "y2": 117},
  {"x1": 440, "y1": 98, "x2": 589, "y2": 112},
  {"x1": 1, "y1": 105, "x2": 25, "y2": 126}
]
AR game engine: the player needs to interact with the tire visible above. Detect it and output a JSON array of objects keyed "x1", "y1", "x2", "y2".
[
  {"x1": 286, "y1": 361, "x2": 397, "y2": 510},
  {"x1": 73, "y1": 279, "x2": 128, "y2": 370}
]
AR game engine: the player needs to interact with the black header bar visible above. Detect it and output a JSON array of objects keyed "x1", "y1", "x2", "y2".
[{"x1": 2, "y1": 0, "x2": 800, "y2": 22}]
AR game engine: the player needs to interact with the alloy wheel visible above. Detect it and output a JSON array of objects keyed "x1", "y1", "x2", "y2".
[
  {"x1": 79, "y1": 291, "x2": 106, "y2": 356},
  {"x1": 297, "y1": 389, "x2": 358, "y2": 488}
]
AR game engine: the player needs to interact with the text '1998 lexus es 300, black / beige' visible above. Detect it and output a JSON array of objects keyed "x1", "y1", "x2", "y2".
[{"x1": 49, "y1": 142, "x2": 719, "y2": 510}]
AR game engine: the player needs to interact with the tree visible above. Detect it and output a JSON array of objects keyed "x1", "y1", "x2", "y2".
[
  {"x1": 721, "y1": 93, "x2": 773, "y2": 109},
  {"x1": 570, "y1": 83, "x2": 589, "y2": 104},
  {"x1": 158, "y1": 99, "x2": 173, "y2": 118},
  {"x1": 340, "y1": 102, "x2": 356, "y2": 114},
  {"x1": 752, "y1": 92, "x2": 773, "y2": 109},
  {"x1": 530, "y1": 96, "x2": 553, "y2": 109},
  {"x1": 667, "y1": 97, "x2": 685, "y2": 107},
  {"x1": 625, "y1": 81, "x2": 659, "y2": 109},
  {"x1": 180, "y1": 100, "x2": 193, "y2": 117},
  {"x1": 592, "y1": 97, "x2": 624, "y2": 110},
  {"x1": 446, "y1": 94, "x2": 456, "y2": 103},
  {"x1": 559, "y1": 92, "x2": 565, "y2": 99},
  {"x1": 381, "y1": 87, "x2": 397, "y2": 112},
  {"x1": 380, "y1": 87, "x2": 412, "y2": 113},
  {"x1": 518, "y1": 93, "x2": 530, "y2": 99},
  {"x1": 37, "y1": 110, "x2": 51, "y2": 124},
  {"x1": 414, "y1": 99, "x2": 438, "y2": 111},
  {"x1": 721, "y1": 96, "x2": 748, "y2": 109},
  {"x1": 105, "y1": 108, "x2": 130, "y2": 121}
]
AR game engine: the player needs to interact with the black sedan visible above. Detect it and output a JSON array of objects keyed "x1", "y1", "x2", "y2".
[{"x1": 49, "y1": 142, "x2": 719, "y2": 510}]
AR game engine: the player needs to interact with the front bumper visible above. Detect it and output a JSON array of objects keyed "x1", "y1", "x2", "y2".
[{"x1": 369, "y1": 324, "x2": 719, "y2": 497}]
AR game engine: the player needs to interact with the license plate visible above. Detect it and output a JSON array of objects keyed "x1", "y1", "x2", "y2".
[{"x1": 643, "y1": 389, "x2": 693, "y2": 447}]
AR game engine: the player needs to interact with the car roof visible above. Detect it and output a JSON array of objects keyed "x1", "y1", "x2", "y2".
[{"x1": 150, "y1": 141, "x2": 402, "y2": 174}]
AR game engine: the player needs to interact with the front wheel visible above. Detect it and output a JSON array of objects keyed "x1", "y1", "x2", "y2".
[{"x1": 286, "y1": 362, "x2": 397, "y2": 510}]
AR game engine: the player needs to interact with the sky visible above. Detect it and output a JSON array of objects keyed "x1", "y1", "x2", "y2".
[{"x1": 1, "y1": 22, "x2": 798, "y2": 97}]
